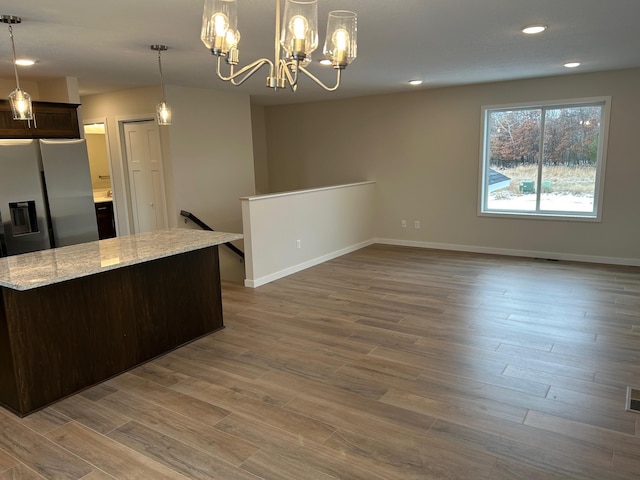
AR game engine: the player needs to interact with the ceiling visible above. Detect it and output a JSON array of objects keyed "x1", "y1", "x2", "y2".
[{"x1": 1, "y1": 0, "x2": 640, "y2": 106}]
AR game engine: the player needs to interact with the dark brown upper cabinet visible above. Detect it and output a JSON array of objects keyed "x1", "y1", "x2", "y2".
[{"x1": 0, "y1": 100, "x2": 80, "y2": 139}]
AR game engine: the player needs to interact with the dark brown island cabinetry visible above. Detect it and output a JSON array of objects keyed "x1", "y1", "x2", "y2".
[
  {"x1": 95, "y1": 201, "x2": 117, "y2": 239},
  {"x1": 0, "y1": 100, "x2": 80, "y2": 139},
  {"x1": 0, "y1": 229, "x2": 242, "y2": 417}
]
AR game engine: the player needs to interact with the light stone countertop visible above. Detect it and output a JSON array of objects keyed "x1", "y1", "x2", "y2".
[
  {"x1": 93, "y1": 188, "x2": 113, "y2": 203},
  {"x1": 0, "y1": 228, "x2": 243, "y2": 291}
]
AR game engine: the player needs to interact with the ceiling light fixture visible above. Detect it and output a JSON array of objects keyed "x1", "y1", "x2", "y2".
[
  {"x1": 150, "y1": 44, "x2": 172, "y2": 126},
  {"x1": 1, "y1": 15, "x2": 33, "y2": 121},
  {"x1": 15, "y1": 58, "x2": 35, "y2": 66},
  {"x1": 522, "y1": 25, "x2": 547, "y2": 35},
  {"x1": 564, "y1": 62, "x2": 581, "y2": 68},
  {"x1": 201, "y1": 0, "x2": 357, "y2": 93},
  {"x1": 409, "y1": 80, "x2": 423, "y2": 86}
]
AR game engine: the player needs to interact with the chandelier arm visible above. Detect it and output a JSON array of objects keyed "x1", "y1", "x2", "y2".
[
  {"x1": 297, "y1": 66, "x2": 343, "y2": 92},
  {"x1": 216, "y1": 55, "x2": 273, "y2": 85},
  {"x1": 232, "y1": 61, "x2": 273, "y2": 86},
  {"x1": 279, "y1": 60, "x2": 299, "y2": 91},
  {"x1": 291, "y1": 60, "x2": 300, "y2": 88},
  {"x1": 230, "y1": 61, "x2": 268, "y2": 86},
  {"x1": 229, "y1": 64, "x2": 241, "y2": 86}
]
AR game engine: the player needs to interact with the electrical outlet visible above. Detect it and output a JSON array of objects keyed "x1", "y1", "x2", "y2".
[
  {"x1": 401, "y1": 220, "x2": 407, "y2": 228},
  {"x1": 414, "y1": 220, "x2": 420, "y2": 229},
  {"x1": 296, "y1": 239, "x2": 301, "y2": 249}
]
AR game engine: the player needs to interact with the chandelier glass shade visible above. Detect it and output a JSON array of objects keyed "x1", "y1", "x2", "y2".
[
  {"x1": 200, "y1": 0, "x2": 357, "y2": 92},
  {"x1": 280, "y1": 0, "x2": 318, "y2": 62},
  {"x1": 323, "y1": 10, "x2": 357, "y2": 67},
  {"x1": 1, "y1": 15, "x2": 33, "y2": 121}
]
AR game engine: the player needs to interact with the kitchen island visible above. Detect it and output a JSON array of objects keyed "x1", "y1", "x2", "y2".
[{"x1": 0, "y1": 228, "x2": 242, "y2": 416}]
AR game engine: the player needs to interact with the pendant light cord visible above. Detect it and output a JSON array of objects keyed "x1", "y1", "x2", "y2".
[
  {"x1": 7, "y1": 24, "x2": 20, "y2": 89},
  {"x1": 157, "y1": 49, "x2": 166, "y2": 102}
]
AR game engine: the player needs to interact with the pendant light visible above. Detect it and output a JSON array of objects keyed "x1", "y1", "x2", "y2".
[
  {"x1": 1, "y1": 15, "x2": 33, "y2": 121},
  {"x1": 150, "y1": 44, "x2": 171, "y2": 125}
]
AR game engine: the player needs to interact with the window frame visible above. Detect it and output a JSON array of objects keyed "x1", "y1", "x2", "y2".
[{"x1": 478, "y1": 96, "x2": 611, "y2": 222}]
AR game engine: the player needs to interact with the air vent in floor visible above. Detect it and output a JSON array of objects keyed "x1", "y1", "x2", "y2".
[{"x1": 625, "y1": 387, "x2": 640, "y2": 413}]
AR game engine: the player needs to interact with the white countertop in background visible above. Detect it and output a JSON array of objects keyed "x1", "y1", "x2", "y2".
[
  {"x1": 93, "y1": 188, "x2": 113, "y2": 203},
  {"x1": 0, "y1": 228, "x2": 242, "y2": 291}
]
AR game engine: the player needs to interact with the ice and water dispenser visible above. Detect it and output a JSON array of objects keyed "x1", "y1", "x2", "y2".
[
  {"x1": 0, "y1": 199, "x2": 47, "y2": 257},
  {"x1": 8, "y1": 200, "x2": 39, "y2": 236}
]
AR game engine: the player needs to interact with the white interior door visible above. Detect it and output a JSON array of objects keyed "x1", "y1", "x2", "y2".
[{"x1": 123, "y1": 120, "x2": 168, "y2": 234}]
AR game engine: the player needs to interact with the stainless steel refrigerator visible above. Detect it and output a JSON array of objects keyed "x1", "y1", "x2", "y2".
[{"x1": 0, "y1": 138, "x2": 98, "y2": 257}]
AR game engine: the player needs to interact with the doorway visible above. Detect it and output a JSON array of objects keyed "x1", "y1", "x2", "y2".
[
  {"x1": 84, "y1": 122, "x2": 117, "y2": 238},
  {"x1": 122, "y1": 120, "x2": 168, "y2": 234}
]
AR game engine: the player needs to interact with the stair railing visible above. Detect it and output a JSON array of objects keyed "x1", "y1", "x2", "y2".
[{"x1": 180, "y1": 210, "x2": 244, "y2": 261}]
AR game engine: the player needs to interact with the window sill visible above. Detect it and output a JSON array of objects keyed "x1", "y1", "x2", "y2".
[{"x1": 478, "y1": 210, "x2": 601, "y2": 222}]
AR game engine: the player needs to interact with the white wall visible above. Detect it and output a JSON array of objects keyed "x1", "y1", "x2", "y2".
[
  {"x1": 165, "y1": 85, "x2": 256, "y2": 282},
  {"x1": 0, "y1": 77, "x2": 78, "y2": 103},
  {"x1": 0, "y1": 79, "x2": 40, "y2": 100},
  {"x1": 241, "y1": 181, "x2": 376, "y2": 287},
  {"x1": 38, "y1": 77, "x2": 80, "y2": 103},
  {"x1": 250, "y1": 105, "x2": 269, "y2": 194},
  {"x1": 82, "y1": 85, "x2": 255, "y2": 281},
  {"x1": 262, "y1": 68, "x2": 640, "y2": 265}
]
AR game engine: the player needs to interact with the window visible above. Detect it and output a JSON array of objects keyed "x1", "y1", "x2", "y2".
[{"x1": 479, "y1": 97, "x2": 610, "y2": 220}]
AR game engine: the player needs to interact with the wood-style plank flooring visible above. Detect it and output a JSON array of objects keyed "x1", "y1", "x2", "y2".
[{"x1": 2, "y1": 244, "x2": 640, "y2": 479}]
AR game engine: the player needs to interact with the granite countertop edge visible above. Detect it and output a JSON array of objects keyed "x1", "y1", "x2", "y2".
[{"x1": 0, "y1": 228, "x2": 243, "y2": 291}]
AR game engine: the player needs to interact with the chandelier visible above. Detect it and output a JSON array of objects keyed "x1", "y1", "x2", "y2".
[
  {"x1": 1, "y1": 15, "x2": 33, "y2": 120},
  {"x1": 200, "y1": 0, "x2": 357, "y2": 92}
]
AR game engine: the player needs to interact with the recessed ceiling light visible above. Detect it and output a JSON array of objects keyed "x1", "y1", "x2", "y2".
[
  {"x1": 409, "y1": 80, "x2": 423, "y2": 86},
  {"x1": 564, "y1": 62, "x2": 581, "y2": 68},
  {"x1": 522, "y1": 25, "x2": 547, "y2": 35},
  {"x1": 319, "y1": 59, "x2": 332, "y2": 66},
  {"x1": 15, "y1": 58, "x2": 35, "y2": 66}
]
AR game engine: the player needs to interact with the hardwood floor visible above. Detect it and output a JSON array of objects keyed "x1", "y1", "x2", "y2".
[{"x1": 2, "y1": 244, "x2": 640, "y2": 479}]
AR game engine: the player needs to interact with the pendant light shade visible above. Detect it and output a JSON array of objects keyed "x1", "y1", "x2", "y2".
[
  {"x1": 9, "y1": 87, "x2": 32, "y2": 120},
  {"x1": 156, "y1": 100, "x2": 172, "y2": 125},
  {"x1": 1, "y1": 15, "x2": 33, "y2": 121},
  {"x1": 151, "y1": 44, "x2": 172, "y2": 126}
]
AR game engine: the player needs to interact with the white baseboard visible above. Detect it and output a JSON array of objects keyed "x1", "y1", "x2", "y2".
[
  {"x1": 375, "y1": 238, "x2": 640, "y2": 267},
  {"x1": 244, "y1": 239, "x2": 376, "y2": 288},
  {"x1": 244, "y1": 237, "x2": 640, "y2": 288}
]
